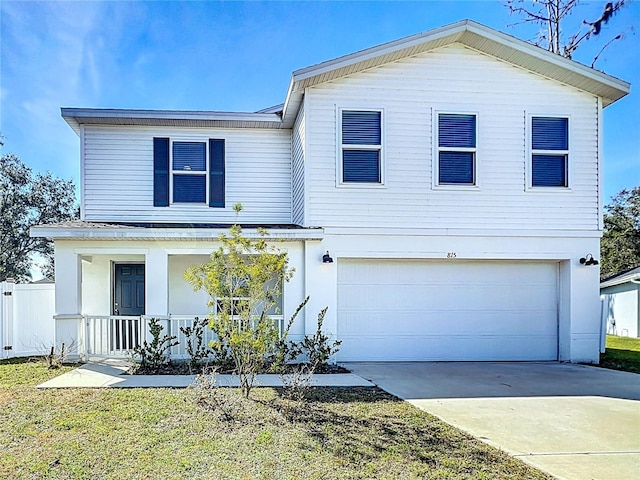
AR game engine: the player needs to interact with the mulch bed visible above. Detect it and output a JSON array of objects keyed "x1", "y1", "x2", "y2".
[{"x1": 128, "y1": 362, "x2": 350, "y2": 375}]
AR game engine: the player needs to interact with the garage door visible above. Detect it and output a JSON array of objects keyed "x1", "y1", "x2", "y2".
[{"x1": 337, "y1": 259, "x2": 558, "y2": 361}]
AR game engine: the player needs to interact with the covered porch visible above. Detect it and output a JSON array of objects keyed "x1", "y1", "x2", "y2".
[{"x1": 32, "y1": 222, "x2": 328, "y2": 361}]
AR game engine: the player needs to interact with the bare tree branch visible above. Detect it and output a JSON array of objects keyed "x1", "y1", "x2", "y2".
[
  {"x1": 506, "y1": 0, "x2": 627, "y2": 58},
  {"x1": 591, "y1": 33, "x2": 623, "y2": 67}
]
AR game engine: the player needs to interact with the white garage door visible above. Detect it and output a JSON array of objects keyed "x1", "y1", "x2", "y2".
[{"x1": 337, "y1": 259, "x2": 558, "y2": 361}]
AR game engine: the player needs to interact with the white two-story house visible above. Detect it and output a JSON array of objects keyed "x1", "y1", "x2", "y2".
[{"x1": 32, "y1": 20, "x2": 630, "y2": 363}]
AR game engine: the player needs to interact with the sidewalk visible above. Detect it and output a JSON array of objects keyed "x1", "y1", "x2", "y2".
[{"x1": 37, "y1": 359, "x2": 374, "y2": 389}]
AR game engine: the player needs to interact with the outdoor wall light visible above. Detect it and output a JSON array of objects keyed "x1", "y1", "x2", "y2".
[
  {"x1": 579, "y1": 254, "x2": 599, "y2": 266},
  {"x1": 322, "y1": 251, "x2": 334, "y2": 263}
]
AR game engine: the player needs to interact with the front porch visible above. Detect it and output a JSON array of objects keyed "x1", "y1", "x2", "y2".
[{"x1": 47, "y1": 232, "x2": 328, "y2": 360}]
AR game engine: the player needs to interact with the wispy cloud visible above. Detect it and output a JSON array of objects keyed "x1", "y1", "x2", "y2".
[{"x1": 1, "y1": 1, "x2": 106, "y2": 178}]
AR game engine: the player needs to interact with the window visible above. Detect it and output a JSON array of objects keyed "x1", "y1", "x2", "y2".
[
  {"x1": 437, "y1": 113, "x2": 477, "y2": 185},
  {"x1": 153, "y1": 138, "x2": 225, "y2": 207},
  {"x1": 172, "y1": 142, "x2": 206, "y2": 203},
  {"x1": 341, "y1": 110, "x2": 382, "y2": 183},
  {"x1": 531, "y1": 117, "x2": 568, "y2": 187}
]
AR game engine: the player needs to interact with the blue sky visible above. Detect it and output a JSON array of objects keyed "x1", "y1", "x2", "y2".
[{"x1": 1, "y1": 0, "x2": 638, "y2": 203}]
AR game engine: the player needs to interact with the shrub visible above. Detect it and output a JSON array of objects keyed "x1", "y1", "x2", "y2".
[
  {"x1": 297, "y1": 307, "x2": 342, "y2": 373},
  {"x1": 180, "y1": 316, "x2": 214, "y2": 373},
  {"x1": 268, "y1": 296, "x2": 309, "y2": 373},
  {"x1": 133, "y1": 317, "x2": 178, "y2": 373}
]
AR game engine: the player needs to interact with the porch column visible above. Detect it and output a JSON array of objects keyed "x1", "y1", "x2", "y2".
[
  {"x1": 54, "y1": 243, "x2": 83, "y2": 360},
  {"x1": 145, "y1": 248, "x2": 169, "y2": 317}
]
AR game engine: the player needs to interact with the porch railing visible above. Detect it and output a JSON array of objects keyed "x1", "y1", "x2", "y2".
[{"x1": 84, "y1": 314, "x2": 284, "y2": 359}]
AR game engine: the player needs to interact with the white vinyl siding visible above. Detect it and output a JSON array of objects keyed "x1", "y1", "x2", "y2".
[
  {"x1": 82, "y1": 126, "x2": 291, "y2": 223},
  {"x1": 291, "y1": 101, "x2": 305, "y2": 225},
  {"x1": 304, "y1": 44, "x2": 599, "y2": 231},
  {"x1": 337, "y1": 259, "x2": 559, "y2": 361}
]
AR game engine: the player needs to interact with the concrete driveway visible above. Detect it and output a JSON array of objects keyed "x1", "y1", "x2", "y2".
[{"x1": 347, "y1": 362, "x2": 640, "y2": 480}]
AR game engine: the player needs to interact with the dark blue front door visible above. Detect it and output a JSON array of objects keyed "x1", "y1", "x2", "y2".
[{"x1": 113, "y1": 264, "x2": 145, "y2": 316}]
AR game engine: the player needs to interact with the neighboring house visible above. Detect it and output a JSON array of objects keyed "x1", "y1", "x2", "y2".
[
  {"x1": 31, "y1": 20, "x2": 630, "y2": 363},
  {"x1": 601, "y1": 267, "x2": 640, "y2": 338}
]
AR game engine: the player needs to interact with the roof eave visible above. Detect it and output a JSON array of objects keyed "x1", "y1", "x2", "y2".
[
  {"x1": 600, "y1": 272, "x2": 640, "y2": 288},
  {"x1": 61, "y1": 108, "x2": 284, "y2": 134}
]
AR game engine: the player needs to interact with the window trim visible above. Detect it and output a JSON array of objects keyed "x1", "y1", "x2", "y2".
[
  {"x1": 433, "y1": 110, "x2": 479, "y2": 189},
  {"x1": 526, "y1": 114, "x2": 571, "y2": 191},
  {"x1": 336, "y1": 107, "x2": 386, "y2": 187},
  {"x1": 169, "y1": 139, "x2": 209, "y2": 205}
]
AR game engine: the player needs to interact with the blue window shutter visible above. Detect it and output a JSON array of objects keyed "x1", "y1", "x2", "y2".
[
  {"x1": 209, "y1": 139, "x2": 225, "y2": 207},
  {"x1": 438, "y1": 114, "x2": 476, "y2": 148},
  {"x1": 173, "y1": 175, "x2": 206, "y2": 203},
  {"x1": 343, "y1": 150, "x2": 380, "y2": 183},
  {"x1": 532, "y1": 117, "x2": 568, "y2": 150},
  {"x1": 173, "y1": 142, "x2": 206, "y2": 171},
  {"x1": 439, "y1": 152, "x2": 475, "y2": 184},
  {"x1": 342, "y1": 111, "x2": 381, "y2": 145},
  {"x1": 532, "y1": 154, "x2": 567, "y2": 187},
  {"x1": 153, "y1": 137, "x2": 169, "y2": 207}
]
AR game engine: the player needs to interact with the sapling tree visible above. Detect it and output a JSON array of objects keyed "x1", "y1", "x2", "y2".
[{"x1": 184, "y1": 204, "x2": 295, "y2": 398}]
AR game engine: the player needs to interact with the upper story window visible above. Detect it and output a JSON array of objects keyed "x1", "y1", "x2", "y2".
[
  {"x1": 436, "y1": 113, "x2": 477, "y2": 185},
  {"x1": 153, "y1": 137, "x2": 225, "y2": 207},
  {"x1": 340, "y1": 110, "x2": 383, "y2": 184},
  {"x1": 531, "y1": 116, "x2": 569, "y2": 188},
  {"x1": 172, "y1": 142, "x2": 207, "y2": 203}
]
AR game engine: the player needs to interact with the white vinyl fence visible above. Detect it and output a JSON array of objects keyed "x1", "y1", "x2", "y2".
[{"x1": 0, "y1": 280, "x2": 55, "y2": 359}]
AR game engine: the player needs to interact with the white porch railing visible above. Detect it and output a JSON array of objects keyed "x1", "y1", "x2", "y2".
[
  {"x1": 85, "y1": 315, "x2": 145, "y2": 358},
  {"x1": 84, "y1": 314, "x2": 284, "y2": 359}
]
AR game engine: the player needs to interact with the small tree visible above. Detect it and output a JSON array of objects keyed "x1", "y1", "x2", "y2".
[{"x1": 185, "y1": 205, "x2": 294, "y2": 398}]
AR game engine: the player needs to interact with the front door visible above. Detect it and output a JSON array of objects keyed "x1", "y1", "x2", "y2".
[
  {"x1": 112, "y1": 264, "x2": 145, "y2": 352},
  {"x1": 113, "y1": 264, "x2": 145, "y2": 316}
]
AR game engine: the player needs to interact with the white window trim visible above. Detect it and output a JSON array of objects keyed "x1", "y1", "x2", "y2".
[
  {"x1": 336, "y1": 107, "x2": 386, "y2": 188},
  {"x1": 169, "y1": 139, "x2": 209, "y2": 205},
  {"x1": 433, "y1": 110, "x2": 480, "y2": 190},
  {"x1": 526, "y1": 113, "x2": 572, "y2": 192}
]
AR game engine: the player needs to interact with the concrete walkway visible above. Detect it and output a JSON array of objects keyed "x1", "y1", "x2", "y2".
[
  {"x1": 37, "y1": 359, "x2": 373, "y2": 389},
  {"x1": 348, "y1": 362, "x2": 640, "y2": 480}
]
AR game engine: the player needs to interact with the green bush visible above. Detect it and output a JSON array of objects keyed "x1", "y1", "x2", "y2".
[{"x1": 133, "y1": 318, "x2": 178, "y2": 373}]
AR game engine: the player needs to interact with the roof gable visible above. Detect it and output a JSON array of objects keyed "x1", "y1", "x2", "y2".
[{"x1": 281, "y1": 19, "x2": 630, "y2": 127}]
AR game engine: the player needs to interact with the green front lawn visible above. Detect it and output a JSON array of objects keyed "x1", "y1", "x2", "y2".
[
  {"x1": 0, "y1": 358, "x2": 552, "y2": 479},
  {"x1": 600, "y1": 335, "x2": 640, "y2": 374}
]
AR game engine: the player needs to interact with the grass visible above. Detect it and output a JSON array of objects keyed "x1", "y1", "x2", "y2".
[
  {"x1": 599, "y1": 335, "x2": 640, "y2": 374},
  {"x1": 0, "y1": 358, "x2": 553, "y2": 480}
]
